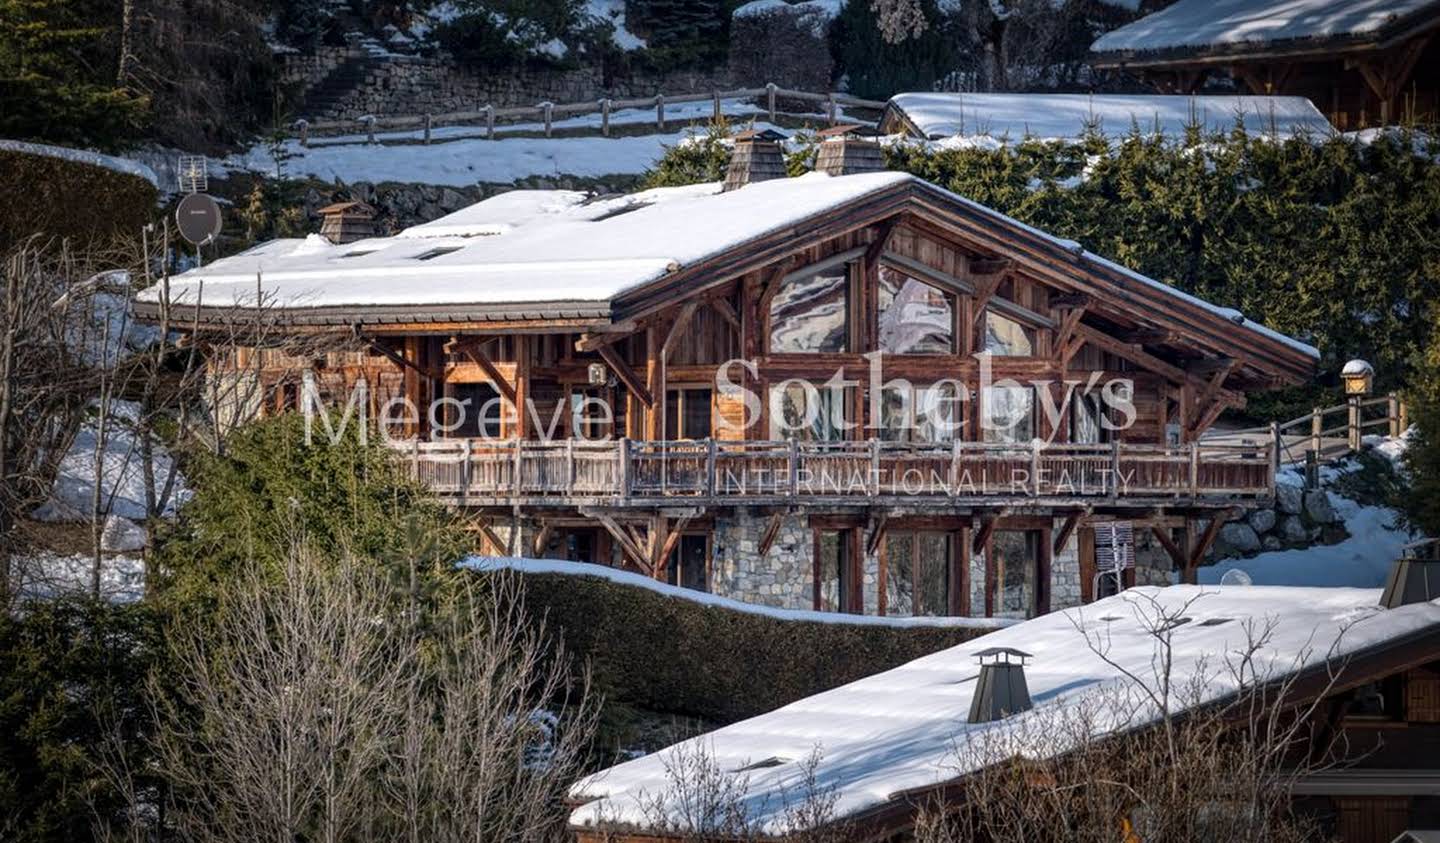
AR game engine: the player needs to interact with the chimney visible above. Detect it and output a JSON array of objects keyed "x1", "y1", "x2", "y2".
[
  {"x1": 317, "y1": 201, "x2": 377, "y2": 244},
  {"x1": 814, "y1": 124, "x2": 886, "y2": 177},
  {"x1": 723, "y1": 128, "x2": 788, "y2": 192},
  {"x1": 968, "y1": 647, "x2": 1034, "y2": 724},
  {"x1": 1380, "y1": 538, "x2": 1440, "y2": 608}
]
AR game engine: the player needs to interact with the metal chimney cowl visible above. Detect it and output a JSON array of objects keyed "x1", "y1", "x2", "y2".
[
  {"x1": 968, "y1": 647, "x2": 1035, "y2": 724},
  {"x1": 1381, "y1": 538, "x2": 1440, "y2": 609}
]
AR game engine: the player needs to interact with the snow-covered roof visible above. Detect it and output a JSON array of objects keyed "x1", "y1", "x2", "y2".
[
  {"x1": 886, "y1": 93, "x2": 1334, "y2": 141},
  {"x1": 1091, "y1": 0, "x2": 1439, "y2": 57},
  {"x1": 136, "y1": 170, "x2": 1318, "y2": 363},
  {"x1": 569, "y1": 585, "x2": 1440, "y2": 833}
]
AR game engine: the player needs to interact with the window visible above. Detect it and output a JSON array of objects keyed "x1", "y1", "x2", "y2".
[
  {"x1": 1070, "y1": 391, "x2": 1112, "y2": 444},
  {"x1": 569, "y1": 387, "x2": 612, "y2": 441},
  {"x1": 992, "y1": 530, "x2": 1040, "y2": 617},
  {"x1": 878, "y1": 383, "x2": 964, "y2": 443},
  {"x1": 815, "y1": 528, "x2": 857, "y2": 613},
  {"x1": 665, "y1": 534, "x2": 709, "y2": 592},
  {"x1": 770, "y1": 383, "x2": 851, "y2": 441},
  {"x1": 665, "y1": 388, "x2": 712, "y2": 440},
  {"x1": 878, "y1": 266, "x2": 954, "y2": 354},
  {"x1": 415, "y1": 246, "x2": 463, "y2": 261},
  {"x1": 769, "y1": 270, "x2": 849, "y2": 353},
  {"x1": 885, "y1": 531, "x2": 952, "y2": 617},
  {"x1": 449, "y1": 382, "x2": 503, "y2": 438},
  {"x1": 983, "y1": 311, "x2": 1036, "y2": 357},
  {"x1": 981, "y1": 385, "x2": 1035, "y2": 443}
]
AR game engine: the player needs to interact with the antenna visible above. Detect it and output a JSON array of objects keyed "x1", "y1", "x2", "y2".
[{"x1": 178, "y1": 155, "x2": 208, "y2": 194}]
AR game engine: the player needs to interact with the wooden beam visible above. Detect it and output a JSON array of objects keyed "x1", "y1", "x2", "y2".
[
  {"x1": 1150, "y1": 525, "x2": 1187, "y2": 570},
  {"x1": 1185, "y1": 511, "x2": 1231, "y2": 581},
  {"x1": 708, "y1": 296, "x2": 741, "y2": 330},
  {"x1": 863, "y1": 219, "x2": 900, "y2": 269},
  {"x1": 357, "y1": 333, "x2": 438, "y2": 382},
  {"x1": 970, "y1": 257, "x2": 1012, "y2": 276},
  {"x1": 595, "y1": 343, "x2": 654, "y2": 408},
  {"x1": 866, "y1": 511, "x2": 890, "y2": 557},
  {"x1": 477, "y1": 521, "x2": 507, "y2": 556},
  {"x1": 531, "y1": 522, "x2": 553, "y2": 557},
  {"x1": 1053, "y1": 510, "x2": 1086, "y2": 555},
  {"x1": 661, "y1": 300, "x2": 699, "y2": 361},
  {"x1": 1121, "y1": 328, "x2": 1178, "y2": 345},
  {"x1": 1049, "y1": 293, "x2": 1091, "y2": 310},
  {"x1": 586, "y1": 511, "x2": 651, "y2": 574},
  {"x1": 461, "y1": 343, "x2": 517, "y2": 403},
  {"x1": 1074, "y1": 323, "x2": 1188, "y2": 383},
  {"x1": 757, "y1": 510, "x2": 785, "y2": 557},
  {"x1": 972, "y1": 515, "x2": 998, "y2": 555},
  {"x1": 1052, "y1": 308, "x2": 1085, "y2": 363},
  {"x1": 574, "y1": 321, "x2": 639, "y2": 352},
  {"x1": 1187, "y1": 359, "x2": 1239, "y2": 436},
  {"x1": 1187, "y1": 356, "x2": 1238, "y2": 376}
]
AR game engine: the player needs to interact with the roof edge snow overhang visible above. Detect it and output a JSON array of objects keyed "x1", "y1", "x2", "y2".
[
  {"x1": 129, "y1": 298, "x2": 613, "y2": 331},
  {"x1": 1090, "y1": 3, "x2": 1440, "y2": 69},
  {"x1": 833, "y1": 618, "x2": 1440, "y2": 841}
]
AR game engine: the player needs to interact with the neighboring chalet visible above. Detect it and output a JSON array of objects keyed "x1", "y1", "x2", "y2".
[
  {"x1": 135, "y1": 132, "x2": 1318, "y2": 621},
  {"x1": 879, "y1": 92, "x2": 1335, "y2": 141},
  {"x1": 1091, "y1": 0, "x2": 1440, "y2": 129},
  {"x1": 568, "y1": 563, "x2": 1440, "y2": 843}
]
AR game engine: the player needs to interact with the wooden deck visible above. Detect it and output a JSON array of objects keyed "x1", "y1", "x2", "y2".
[{"x1": 394, "y1": 438, "x2": 1276, "y2": 507}]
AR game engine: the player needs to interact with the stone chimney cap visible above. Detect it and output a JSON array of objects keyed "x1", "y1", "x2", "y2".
[{"x1": 733, "y1": 128, "x2": 788, "y2": 143}]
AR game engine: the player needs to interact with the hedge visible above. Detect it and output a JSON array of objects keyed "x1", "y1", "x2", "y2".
[
  {"x1": 501, "y1": 570, "x2": 999, "y2": 723},
  {"x1": 0, "y1": 148, "x2": 158, "y2": 249}
]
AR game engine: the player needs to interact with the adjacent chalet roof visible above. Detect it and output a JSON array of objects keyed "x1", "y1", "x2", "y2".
[
  {"x1": 568, "y1": 586, "x2": 1440, "y2": 836},
  {"x1": 1091, "y1": 0, "x2": 1440, "y2": 64},
  {"x1": 135, "y1": 171, "x2": 1319, "y2": 382},
  {"x1": 883, "y1": 92, "x2": 1334, "y2": 141}
]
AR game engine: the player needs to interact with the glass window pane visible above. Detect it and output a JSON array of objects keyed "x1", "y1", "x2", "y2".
[
  {"x1": 916, "y1": 383, "x2": 961, "y2": 443},
  {"x1": 453, "y1": 383, "x2": 503, "y2": 438},
  {"x1": 885, "y1": 533, "x2": 915, "y2": 616},
  {"x1": 992, "y1": 530, "x2": 1038, "y2": 617},
  {"x1": 983, "y1": 311, "x2": 1035, "y2": 357},
  {"x1": 878, "y1": 267, "x2": 953, "y2": 354},
  {"x1": 878, "y1": 387, "x2": 911, "y2": 442},
  {"x1": 915, "y1": 532, "x2": 950, "y2": 616},
  {"x1": 772, "y1": 386, "x2": 850, "y2": 441},
  {"x1": 770, "y1": 271, "x2": 849, "y2": 353},
  {"x1": 665, "y1": 391, "x2": 680, "y2": 440},
  {"x1": 982, "y1": 386, "x2": 1034, "y2": 443},
  {"x1": 818, "y1": 530, "x2": 847, "y2": 612},
  {"x1": 686, "y1": 389, "x2": 711, "y2": 439}
]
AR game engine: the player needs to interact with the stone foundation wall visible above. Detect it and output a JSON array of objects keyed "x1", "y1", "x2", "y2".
[{"x1": 278, "y1": 46, "x2": 352, "y2": 90}]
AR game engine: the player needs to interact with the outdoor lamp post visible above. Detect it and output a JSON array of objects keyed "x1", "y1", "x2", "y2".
[{"x1": 1341, "y1": 359, "x2": 1374, "y2": 451}]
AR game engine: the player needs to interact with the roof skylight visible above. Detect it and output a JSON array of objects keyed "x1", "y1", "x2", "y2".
[{"x1": 415, "y1": 246, "x2": 463, "y2": 261}]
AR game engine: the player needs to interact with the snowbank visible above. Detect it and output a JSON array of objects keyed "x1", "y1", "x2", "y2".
[
  {"x1": 0, "y1": 139, "x2": 160, "y2": 187},
  {"x1": 12, "y1": 553, "x2": 146, "y2": 603},
  {"x1": 32, "y1": 400, "x2": 189, "y2": 523},
  {"x1": 463, "y1": 556, "x2": 1013, "y2": 629}
]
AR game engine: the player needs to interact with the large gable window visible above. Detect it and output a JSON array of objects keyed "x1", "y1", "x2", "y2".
[
  {"x1": 878, "y1": 266, "x2": 954, "y2": 354},
  {"x1": 983, "y1": 310, "x2": 1036, "y2": 357},
  {"x1": 769, "y1": 268, "x2": 849, "y2": 353}
]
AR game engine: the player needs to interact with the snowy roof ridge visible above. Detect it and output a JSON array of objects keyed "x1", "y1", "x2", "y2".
[
  {"x1": 568, "y1": 585, "x2": 1440, "y2": 833},
  {"x1": 887, "y1": 93, "x2": 1335, "y2": 141},
  {"x1": 1091, "y1": 0, "x2": 1440, "y2": 57},
  {"x1": 0, "y1": 138, "x2": 160, "y2": 187},
  {"x1": 463, "y1": 556, "x2": 1015, "y2": 629}
]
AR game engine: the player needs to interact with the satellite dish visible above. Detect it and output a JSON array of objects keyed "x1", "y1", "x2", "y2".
[
  {"x1": 1219, "y1": 569, "x2": 1253, "y2": 587},
  {"x1": 176, "y1": 193, "x2": 223, "y2": 245}
]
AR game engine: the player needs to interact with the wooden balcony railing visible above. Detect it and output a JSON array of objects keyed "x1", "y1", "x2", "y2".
[{"x1": 394, "y1": 438, "x2": 1276, "y2": 506}]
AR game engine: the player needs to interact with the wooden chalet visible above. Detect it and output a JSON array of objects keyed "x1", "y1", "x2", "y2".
[
  {"x1": 134, "y1": 148, "x2": 1318, "y2": 622},
  {"x1": 1090, "y1": 0, "x2": 1440, "y2": 129}
]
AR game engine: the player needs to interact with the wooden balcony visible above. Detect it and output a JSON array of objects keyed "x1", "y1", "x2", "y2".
[{"x1": 395, "y1": 438, "x2": 1276, "y2": 508}]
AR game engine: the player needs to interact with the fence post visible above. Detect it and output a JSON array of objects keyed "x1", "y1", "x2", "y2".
[
  {"x1": 411, "y1": 436, "x2": 419, "y2": 479},
  {"x1": 600, "y1": 98, "x2": 611, "y2": 136},
  {"x1": 460, "y1": 439, "x2": 472, "y2": 502},
  {"x1": 1388, "y1": 392, "x2": 1401, "y2": 437},
  {"x1": 540, "y1": 101, "x2": 553, "y2": 137},
  {"x1": 565, "y1": 437, "x2": 575, "y2": 494},
  {"x1": 870, "y1": 438, "x2": 881, "y2": 495},
  {"x1": 484, "y1": 104, "x2": 495, "y2": 139},
  {"x1": 1270, "y1": 420, "x2": 1281, "y2": 475},
  {"x1": 1190, "y1": 440, "x2": 1200, "y2": 498},
  {"x1": 511, "y1": 437, "x2": 523, "y2": 495},
  {"x1": 361, "y1": 115, "x2": 376, "y2": 144},
  {"x1": 712, "y1": 90, "x2": 722, "y2": 122},
  {"x1": 1399, "y1": 399, "x2": 1409, "y2": 434},
  {"x1": 1310, "y1": 407, "x2": 1322, "y2": 457},
  {"x1": 618, "y1": 437, "x2": 630, "y2": 498},
  {"x1": 706, "y1": 438, "x2": 717, "y2": 496},
  {"x1": 827, "y1": 92, "x2": 838, "y2": 126},
  {"x1": 1029, "y1": 439, "x2": 1041, "y2": 497},
  {"x1": 295, "y1": 118, "x2": 309, "y2": 148},
  {"x1": 423, "y1": 113, "x2": 432, "y2": 144},
  {"x1": 1347, "y1": 397, "x2": 1362, "y2": 452},
  {"x1": 789, "y1": 438, "x2": 799, "y2": 496},
  {"x1": 655, "y1": 94, "x2": 665, "y2": 130},
  {"x1": 766, "y1": 82, "x2": 777, "y2": 123},
  {"x1": 1109, "y1": 439, "x2": 1121, "y2": 500}
]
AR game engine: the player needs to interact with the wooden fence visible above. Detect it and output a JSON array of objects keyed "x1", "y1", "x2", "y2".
[
  {"x1": 1200, "y1": 394, "x2": 1408, "y2": 468},
  {"x1": 293, "y1": 84, "x2": 889, "y2": 147},
  {"x1": 394, "y1": 437, "x2": 1275, "y2": 505}
]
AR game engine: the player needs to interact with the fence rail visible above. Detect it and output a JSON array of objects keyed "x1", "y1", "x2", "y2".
[
  {"x1": 394, "y1": 437, "x2": 1275, "y2": 505},
  {"x1": 1199, "y1": 394, "x2": 1407, "y2": 470},
  {"x1": 293, "y1": 83, "x2": 889, "y2": 147}
]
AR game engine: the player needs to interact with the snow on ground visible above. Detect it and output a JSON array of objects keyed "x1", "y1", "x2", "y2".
[
  {"x1": 570, "y1": 584, "x2": 1440, "y2": 831},
  {"x1": 1203, "y1": 435, "x2": 1415, "y2": 588},
  {"x1": 1092, "y1": 0, "x2": 1434, "y2": 55},
  {"x1": 32, "y1": 400, "x2": 189, "y2": 523},
  {"x1": 464, "y1": 556, "x2": 1014, "y2": 629},
  {"x1": 0, "y1": 138, "x2": 160, "y2": 187},
  {"x1": 889, "y1": 93, "x2": 1334, "y2": 141},
  {"x1": 12, "y1": 553, "x2": 146, "y2": 603}
]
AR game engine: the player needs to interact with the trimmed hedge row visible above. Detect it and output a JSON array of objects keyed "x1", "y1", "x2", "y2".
[
  {"x1": 0, "y1": 149, "x2": 158, "y2": 249},
  {"x1": 505, "y1": 570, "x2": 998, "y2": 723}
]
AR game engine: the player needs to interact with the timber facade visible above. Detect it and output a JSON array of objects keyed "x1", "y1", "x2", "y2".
[{"x1": 143, "y1": 163, "x2": 1317, "y2": 622}]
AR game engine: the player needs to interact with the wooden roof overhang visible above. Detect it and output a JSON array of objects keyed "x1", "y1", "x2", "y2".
[
  {"x1": 572, "y1": 618, "x2": 1440, "y2": 843},
  {"x1": 1090, "y1": 1, "x2": 1440, "y2": 70}
]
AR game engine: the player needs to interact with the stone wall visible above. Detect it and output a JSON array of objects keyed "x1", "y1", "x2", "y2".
[
  {"x1": 279, "y1": 50, "x2": 735, "y2": 120},
  {"x1": 277, "y1": 45, "x2": 352, "y2": 90},
  {"x1": 1205, "y1": 483, "x2": 1348, "y2": 560}
]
